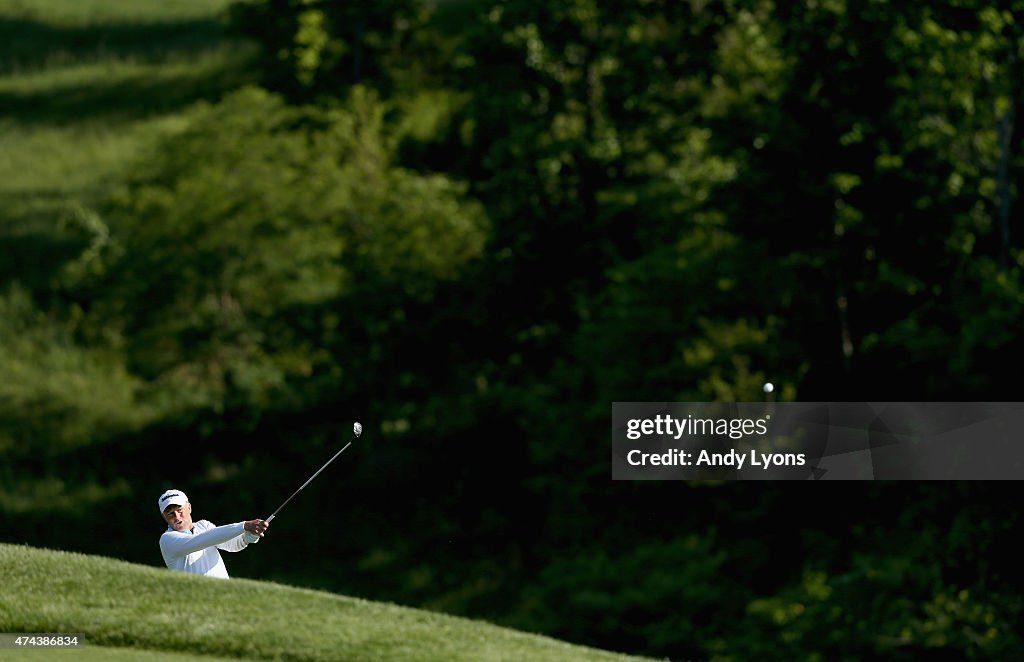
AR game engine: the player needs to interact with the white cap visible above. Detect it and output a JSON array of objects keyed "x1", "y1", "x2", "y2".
[{"x1": 157, "y1": 489, "x2": 189, "y2": 514}]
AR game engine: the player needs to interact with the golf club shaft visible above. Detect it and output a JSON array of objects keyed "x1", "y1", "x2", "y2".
[{"x1": 265, "y1": 438, "x2": 355, "y2": 523}]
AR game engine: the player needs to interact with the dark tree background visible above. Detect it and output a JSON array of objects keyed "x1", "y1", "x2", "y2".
[{"x1": 2, "y1": 0, "x2": 1023, "y2": 659}]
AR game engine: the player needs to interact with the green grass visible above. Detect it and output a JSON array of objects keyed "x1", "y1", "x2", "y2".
[
  {"x1": 0, "y1": 0, "x2": 257, "y2": 288},
  {"x1": 0, "y1": 0, "x2": 248, "y2": 78},
  {"x1": 0, "y1": 644, "x2": 242, "y2": 661},
  {"x1": 0, "y1": 47, "x2": 257, "y2": 124},
  {"x1": 0, "y1": 0, "x2": 236, "y2": 23},
  {"x1": 0, "y1": 544, "x2": 652, "y2": 662}
]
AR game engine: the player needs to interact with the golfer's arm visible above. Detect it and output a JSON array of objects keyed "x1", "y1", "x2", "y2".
[
  {"x1": 161, "y1": 523, "x2": 246, "y2": 557},
  {"x1": 216, "y1": 531, "x2": 250, "y2": 553}
]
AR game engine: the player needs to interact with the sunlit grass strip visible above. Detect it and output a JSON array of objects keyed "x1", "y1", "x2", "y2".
[{"x1": 0, "y1": 0, "x2": 236, "y2": 25}]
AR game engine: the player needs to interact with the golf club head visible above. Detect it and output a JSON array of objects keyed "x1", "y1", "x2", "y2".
[{"x1": 353, "y1": 421, "x2": 363, "y2": 437}]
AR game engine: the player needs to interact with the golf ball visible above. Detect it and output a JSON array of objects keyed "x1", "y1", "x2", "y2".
[{"x1": 763, "y1": 382, "x2": 774, "y2": 393}]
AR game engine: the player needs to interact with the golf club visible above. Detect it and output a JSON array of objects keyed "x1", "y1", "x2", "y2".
[{"x1": 265, "y1": 421, "x2": 363, "y2": 524}]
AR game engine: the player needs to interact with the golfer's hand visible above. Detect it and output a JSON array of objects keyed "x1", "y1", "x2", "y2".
[{"x1": 244, "y1": 519, "x2": 269, "y2": 538}]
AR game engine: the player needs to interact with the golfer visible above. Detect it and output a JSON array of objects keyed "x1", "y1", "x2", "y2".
[{"x1": 158, "y1": 489, "x2": 269, "y2": 579}]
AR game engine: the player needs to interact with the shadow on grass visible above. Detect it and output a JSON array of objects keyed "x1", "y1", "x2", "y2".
[
  {"x1": 0, "y1": 188, "x2": 110, "y2": 291},
  {"x1": 0, "y1": 50, "x2": 259, "y2": 125},
  {"x1": 0, "y1": 194, "x2": 93, "y2": 290},
  {"x1": 0, "y1": 16, "x2": 236, "y2": 74},
  {"x1": 0, "y1": 230, "x2": 83, "y2": 290}
]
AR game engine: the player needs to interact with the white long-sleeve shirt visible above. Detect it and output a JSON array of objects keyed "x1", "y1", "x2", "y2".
[{"x1": 159, "y1": 519, "x2": 250, "y2": 579}]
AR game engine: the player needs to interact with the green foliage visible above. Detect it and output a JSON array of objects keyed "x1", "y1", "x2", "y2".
[
  {"x1": 519, "y1": 534, "x2": 743, "y2": 659},
  {"x1": 735, "y1": 510, "x2": 1024, "y2": 661},
  {"x1": 576, "y1": 221, "x2": 801, "y2": 403},
  {"x1": 227, "y1": 0, "x2": 436, "y2": 100},
  {"x1": 0, "y1": 285, "x2": 153, "y2": 458},
  {"x1": 63, "y1": 86, "x2": 486, "y2": 414},
  {"x1": 741, "y1": 0, "x2": 1024, "y2": 396}
]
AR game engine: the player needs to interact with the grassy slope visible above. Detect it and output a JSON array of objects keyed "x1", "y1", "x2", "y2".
[
  {"x1": 0, "y1": 644, "x2": 242, "y2": 662},
  {"x1": 0, "y1": 544, "x2": 651, "y2": 662}
]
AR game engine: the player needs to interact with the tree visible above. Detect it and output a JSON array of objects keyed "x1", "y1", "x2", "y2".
[
  {"x1": 228, "y1": 0, "x2": 434, "y2": 101},
  {"x1": 62, "y1": 86, "x2": 487, "y2": 419}
]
